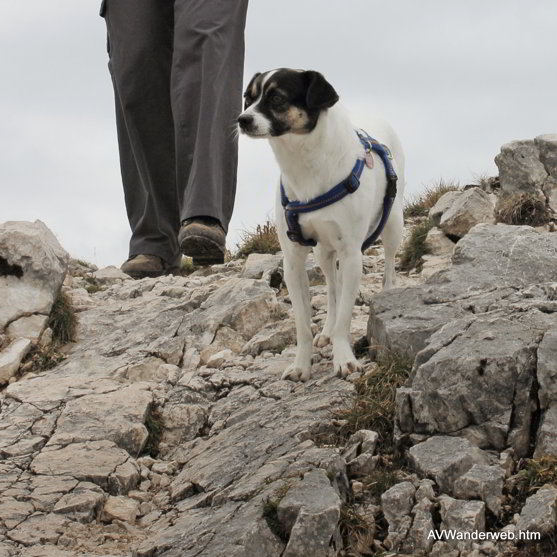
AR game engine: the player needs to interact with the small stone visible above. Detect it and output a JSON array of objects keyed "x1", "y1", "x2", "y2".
[
  {"x1": 0, "y1": 337, "x2": 32, "y2": 385},
  {"x1": 93, "y1": 266, "x2": 131, "y2": 282},
  {"x1": 6, "y1": 314, "x2": 49, "y2": 342},
  {"x1": 408, "y1": 436, "x2": 491, "y2": 493},
  {"x1": 101, "y1": 496, "x2": 139, "y2": 524},
  {"x1": 453, "y1": 464, "x2": 505, "y2": 516},
  {"x1": 515, "y1": 486, "x2": 557, "y2": 536}
]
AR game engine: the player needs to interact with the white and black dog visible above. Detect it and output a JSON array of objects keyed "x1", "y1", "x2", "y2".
[{"x1": 238, "y1": 69, "x2": 405, "y2": 382}]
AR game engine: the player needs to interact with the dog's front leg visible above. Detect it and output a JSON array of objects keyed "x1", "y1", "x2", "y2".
[
  {"x1": 282, "y1": 246, "x2": 313, "y2": 382},
  {"x1": 313, "y1": 245, "x2": 336, "y2": 347},
  {"x1": 332, "y1": 249, "x2": 364, "y2": 377}
]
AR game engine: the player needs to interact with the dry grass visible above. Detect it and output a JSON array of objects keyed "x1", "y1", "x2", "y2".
[
  {"x1": 399, "y1": 218, "x2": 434, "y2": 272},
  {"x1": 513, "y1": 456, "x2": 557, "y2": 495},
  {"x1": 235, "y1": 220, "x2": 281, "y2": 258},
  {"x1": 23, "y1": 344, "x2": 67, "y2": 372},
  {"x1": 495, "y1": 193, "x2": 553, "y2": 227},
  {"x1": 334, "y1": 350, "x2": 413, "y2": 453},
  {"x1": 404, "y1": 179, "x2": 460, "y2": 218},
  {"x1": 499, "y1": 456, "x2": 557, "y2": 532},
  {"x1": 48, "y1": 291, "x2": 77, "y2": 344},
  {"x1": 339, "y1": 504, "x2": 376, "y2": 556},
  {"x1": 142, "y1": 405, "x2": 165, "y2": 458}
]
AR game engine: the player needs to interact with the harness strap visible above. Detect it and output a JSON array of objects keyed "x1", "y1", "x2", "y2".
[{"x1": 281, "y1": 129, "x2": 398, "y2": 250}]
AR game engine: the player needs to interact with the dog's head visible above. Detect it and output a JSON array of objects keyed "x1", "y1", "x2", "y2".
[{"x1": 237, "y1": 69, "x2": 339, "y2": 138}]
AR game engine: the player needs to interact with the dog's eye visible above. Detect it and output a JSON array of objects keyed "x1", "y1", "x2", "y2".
[
  {"x1": 270, "y1": 94, "x2": 286, "y2": 106},
  {"x1": 244, "y1": 97, "x2": 253, "y2": 109}
]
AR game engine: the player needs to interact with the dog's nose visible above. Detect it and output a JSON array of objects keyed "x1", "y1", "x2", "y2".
[{"x1": 238, "y1": 114, "x2": 254, "y2": 131}]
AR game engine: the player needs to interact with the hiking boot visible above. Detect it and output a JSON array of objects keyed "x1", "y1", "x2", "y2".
[
  {"x1": 121, "y1": 254, "x2": 181, "y2": 279},
  {"x1": 179, "y1": 217, "x2": 226, "y2": 265}
]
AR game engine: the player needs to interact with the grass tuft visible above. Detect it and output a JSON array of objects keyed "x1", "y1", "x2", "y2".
[
  {"x1": 339, "y1": 504, "x2": 376, "y2": 556},
  {"x1": 24, "y1": 344, "x2": 67, "y2": 372},
  {"x1": 235, "y1": 220, "x2": 281, "y2": 258},
  {"x1": 334, "y1": 350, "x2": 413, "y2": 453},
  {"x1": 48, "y1": 291, "x2": 77, "y2": 344},
  {"x1": 495, "y1": 193, "x2": 553, "y2": 227},
  {"x1": 399, "y1": 218, "x2": 435, "y2": 272},
  {"x1": 84, "y1": 276, "x2": 102, "y2": 294},
  {"x1": 142, "y1": 405, "x2": 165, "y2": 458},
  {"x1": 404, "y1": 179, "x2": 460, "y2": 218}
]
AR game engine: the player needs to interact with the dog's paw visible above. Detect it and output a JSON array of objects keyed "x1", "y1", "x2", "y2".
[
  {"x1": 334, "y1": 358, "x2": 363, "y2": 378},
  {"x1": 282, "y1": 364, "x2": 312, "y2": 382},
  {"x1": 313, "y1": 334, "x2": 331, "y2": 348}
]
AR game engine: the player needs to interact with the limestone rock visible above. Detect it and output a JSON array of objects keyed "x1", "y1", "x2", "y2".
[
  {"x1": 537, "y1": 327, "x2": 557, "y2": 409},
  {"x1": 241, "y1": 253, "x2": 283, "y2": 286},
  {"x1": 429, "y1": 190, "x2": 461, "y2": 226},
  {"x1": 404, "y1": 497, "x2": 435, "y2": 555},
  {"x1": 48, "y1": 384, "x2": 152, "y2": 456},
  {"x1": 31, "y1": 441, "x2": 132, "y2": 492},
  {"x1": 453, "y1": 464, "x2": 505, "y2": 516},
  {"x1": 535, "y1": 405, "x2": 557, "y2": 457},
  {"x1": 398, "y1": 312, "x2": 542, "y2": 456},
  {"x1": 53, "y1": 482, "x2": 106, "y2": 522},
  {"x1": 93, "y1": 265, "x2": 131, "y2": 283},
  {"x1": 424, "y1": 227, "x2": 455, "y2": 256},
  {"x1": 438, "y1": 188, "x2": 496, "y2": 238},
  {"x1": 408, "y1": 436, "x2": 491, "y2": 493},
  {"x1": 277, "y1": 470, "x2": 341, "y2": 557},
  {"x1": 242, "y1": 320, "x2": 297, "y2": 357},
  {"x1": 7, "y1": 513, "x2": 69, "y2": 546},
  {"x1": 0, "y1": 220, "x2": 68, "y2": 330},
  {"x1": 381, "y1": 481, "x2": 416, "y2": 550},
  {"x1": 369, "y1": 224, "x2": 557, "y2": 358},
  {"x1": 6, "y1": 314, "x2": 49, "y2": 342},
  {"x1": 101, "y1": 495, "x2": 140, "y2": 523},
  {"x1": 0, "y1": 337, "x2": 32, "y2": 385},
  {"x1": 496, "y1": 138, "x2": 548, "y2": 194},
  {"x1": 438, "y1": 495, "x2": 485, "y2": 552},
  {"x1": 515, "y1": 486, "x2": 557, "y2": 536}
]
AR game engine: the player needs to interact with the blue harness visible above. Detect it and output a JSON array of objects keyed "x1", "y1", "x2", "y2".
[{"x1": 280, "y1": 129, "x2": 398, "y2": 251}]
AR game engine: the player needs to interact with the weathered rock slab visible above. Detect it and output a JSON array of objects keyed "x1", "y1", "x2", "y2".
[
  {"x1": 408, "y1": 436, "x2": 492, "y2": 493},
  {"x1": 0, "y1": 220, "x2": 68, "y2": 330}
]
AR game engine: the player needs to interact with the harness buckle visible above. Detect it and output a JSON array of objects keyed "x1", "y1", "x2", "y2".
[{"x1": 345, "y1": 173, "x2": 360, "y2": 193}]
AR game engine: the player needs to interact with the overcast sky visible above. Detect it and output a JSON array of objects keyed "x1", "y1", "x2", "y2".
[{"x1": 1, "y1": 1, "x2": 556, "y2": 267}]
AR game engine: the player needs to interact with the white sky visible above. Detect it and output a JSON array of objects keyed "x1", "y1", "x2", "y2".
[{"x1": 1, "y1": 1, "x2": 556, "y2": 267}]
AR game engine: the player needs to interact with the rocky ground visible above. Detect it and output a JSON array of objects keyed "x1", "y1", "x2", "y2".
[
  {"x1": 0, "y1": 222, "x2": 423, "y2": 557},
  {"x1": 1, "y1": 133, "x2": 557, "y2": 557}
]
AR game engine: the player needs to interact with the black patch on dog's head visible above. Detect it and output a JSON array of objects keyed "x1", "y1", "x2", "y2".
[{"x1": 241, "y1": 68, "x2": 339, "y2": 137}]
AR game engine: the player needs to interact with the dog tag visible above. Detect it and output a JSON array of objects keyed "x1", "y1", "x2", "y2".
[{"x1": 365, "y1": 152, "x2": 374, "y2": 169}]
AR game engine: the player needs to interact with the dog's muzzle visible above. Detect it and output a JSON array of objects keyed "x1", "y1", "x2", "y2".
[{"x1": 237, "y1": 114, "x2": 254, "y2": 133}]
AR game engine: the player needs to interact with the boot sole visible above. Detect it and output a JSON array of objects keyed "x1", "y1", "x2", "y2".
[{"x1": 180, "y1": 234, "x2": 225, "y2": 266}]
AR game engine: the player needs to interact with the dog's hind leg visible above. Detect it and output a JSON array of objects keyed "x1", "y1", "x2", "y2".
[
  {"x1": 313, "y1": 245, "x2": 337, "y2": 348},
  {"x1": 381, "y1": 202, "x2": 404, "y2": 290},
  {"x1": 333, "y1": 249, "x2": 364, "y2": 377},
  {"x1": 281, "y1": 245, "x2": 314, "y2": 382}
]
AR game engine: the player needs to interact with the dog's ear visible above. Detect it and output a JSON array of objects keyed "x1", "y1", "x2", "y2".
[
  {"x1": 304, "y1": 71, "x2": 339, "y2": 110},
  {"x1": 245, "y1": 72, "x2": 262, "y2": 94}
]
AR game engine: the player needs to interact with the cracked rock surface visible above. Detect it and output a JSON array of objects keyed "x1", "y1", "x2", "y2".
[{"x1": 0, "y1": 228, "x2": 420, "y2": 556}]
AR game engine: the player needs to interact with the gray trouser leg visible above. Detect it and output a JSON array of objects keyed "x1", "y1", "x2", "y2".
[
  {"x1": 104, "y1": 0, "x2": 247, "y2": 263},
  {"x1": 172, "y1": 0, "x2": 248, "y2": 232}
]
